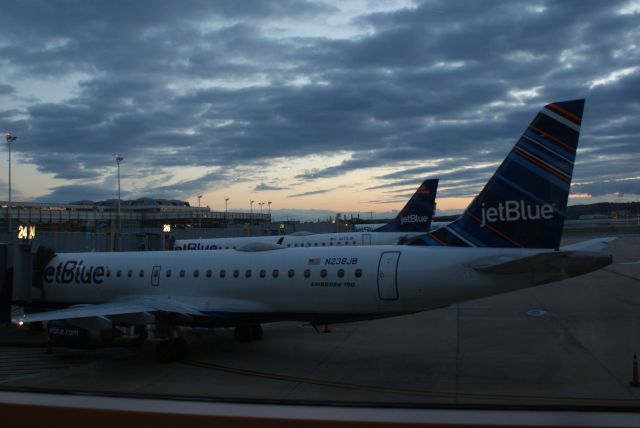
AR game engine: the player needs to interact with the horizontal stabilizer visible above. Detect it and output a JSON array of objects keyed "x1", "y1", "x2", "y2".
[
  {"x1": 473, "y1": 250, "x2": 612, "y2": 277},
  {"x1": 561, "y1": 237, "x2": 617, "y2": 252}
]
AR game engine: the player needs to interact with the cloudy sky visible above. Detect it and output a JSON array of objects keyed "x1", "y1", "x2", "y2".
[{"x1": 1, "y1": 0, "x2": 639, "y2": 218}]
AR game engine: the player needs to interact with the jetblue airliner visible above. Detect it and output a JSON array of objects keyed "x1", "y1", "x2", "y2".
[
  {"x1": 173, "y1": 178, "x2": 438, "y2": 250},
  {"x1": 12, "y1": 99, "x2": 612, "y2": 362}
]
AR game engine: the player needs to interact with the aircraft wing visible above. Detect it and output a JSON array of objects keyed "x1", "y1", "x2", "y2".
[
  {"x1": 472, "y1": 250, "x2": 612, "y2": 278},
  {"x1": 12, "y1": 297, "x2": 207, "y2": 325}
]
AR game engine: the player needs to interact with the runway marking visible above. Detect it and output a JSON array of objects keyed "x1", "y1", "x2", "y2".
[{"x1": 182, "y1": 359, "x2": 640, "y2": 407}]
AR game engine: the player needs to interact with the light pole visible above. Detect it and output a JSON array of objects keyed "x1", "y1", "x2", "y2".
[
  {"x1": 115, "y1": 154, "x2": 123, "y2": 249},
  {"x1": 259, "y1": 201, "x2": 264, "y2": 214},
  {"x1": 225, "y1": 197, "x2": 229, "y2": 227},
  {"x1": 197, "y1": 193, "x2": 202, "y2": 228},
  {"x1": 4, "y1": 132, "x2": 17, "y2": 240},
  {"x1": 267, "y1": 201, "x2": 272, "y2": 216},
  {"x1": 249, "y1": 200, "x2": 254, "y2": 236}
]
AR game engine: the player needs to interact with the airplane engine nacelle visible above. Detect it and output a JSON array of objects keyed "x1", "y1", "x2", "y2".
[{"x1": 47, "y1": 319, "x2": 123, "y2": 349}]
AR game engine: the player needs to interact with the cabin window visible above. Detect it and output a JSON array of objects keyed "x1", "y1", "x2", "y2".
[
  {"x1": 193, "y1": 270, "x2": 199, "y2": 278},
  {"x1": 337, "y1": 242, "x2": 341, "y2": 246},
  {"x1": 259, "y1": 269, "x2": 266, "y2": 278},
  {"x1": 320, "y1": 269, "x2": 327, "y2": 278},
  {"x1": 245, "y1": 269, "x2": 251, "y2": 278},
  {"x1": 304, "y1": 269, "x2": 310, "y2": 278},
  {"x1": 179, "y1": 270, "x2": 186, "y2": 278},
  {"x1": 127, "y1": 270, "x2": 133, "y2": 277},
  {"x1": 220, "y1": 270, "x2": 226, "y2": 278},
  {"x1": 116, "y1": 270, "x2": 122, "y2": 277},
  {"x1": 355, "y1": 268, "x2": 363, "y2": 278},
  {"x1": 166, "y1": 269, "x2": 172, "y2": 278},
  {"x1": 287, "y1": 244, "x2": 291, "y2": 247},
  {"x1": 314, "y1": 243, "x2": 318, "y2": 246},
  {"x1": 206, "y1": 270, "x2": 212, "y2": 278},
  {"x1": 288, "y1": 269, "x2": 295, "y2": 278},
  {"x1": 233, "y1": 270, "x2": 239, "y2": 278},
  {"x1": 337, "y1": 269, "x2": 344, "y2": 278},
  {"x1": 272, "y1": 269, "x2": 279, "y2": 278},
  {"x1": 321, "y1": 242, "x2": 326, "y2": 246},
  {"x1": 106, "y1": 270, "x2": 111, "y2": 278},
  {"x1": 294, "y1": 243, "x2": 298, "y2": 247},
  {"x1": 329, "y1": 242, "x2": 334, "y2": 246},
  {"x1": 139, "y1": 270, "x2": 144, "y2": 278}
]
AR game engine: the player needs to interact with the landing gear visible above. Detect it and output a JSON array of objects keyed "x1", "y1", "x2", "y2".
[
  {"x1": 234, "y1": 323, "x2": 263, "y2": 343},
  {"x1": 152, "y1": 314, "x2": 191, "y2": 363},
  {"x1": 155, "y1": 337, "x2": 189, "y2": 363}
]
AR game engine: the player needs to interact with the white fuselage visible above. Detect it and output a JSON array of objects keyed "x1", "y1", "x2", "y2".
[
  {"x1": 41, "y1": 246, "x2": 549, "y2": 325},
  {"x1": 173, "y1": 231, "x2": 421, "y2": 251}
]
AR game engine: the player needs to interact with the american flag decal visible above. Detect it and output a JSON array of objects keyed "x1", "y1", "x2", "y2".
[{"x1": 308, "y1": 258, "x2": 321, "y2": 265}]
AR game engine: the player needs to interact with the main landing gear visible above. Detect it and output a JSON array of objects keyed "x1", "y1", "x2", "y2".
[
  {"x1": 153, "y1": 316, "x2": 190, "y2": 363},
  {"x1": 155, "y1": 337, "x2": 189, "y2": 363},
  {"x1": 153, "y1": 322, "x2": 264, "y2": 362},
  {"x1": 234, "y1": 323, "x2": 263, "y2": 343}
]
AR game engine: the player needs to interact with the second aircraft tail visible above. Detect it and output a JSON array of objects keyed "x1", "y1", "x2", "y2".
[{"x1": 375, "y1": 178, "x2": 438, "y2": 233}]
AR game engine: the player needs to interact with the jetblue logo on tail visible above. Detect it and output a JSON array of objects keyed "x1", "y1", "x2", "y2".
[
  {"x1": 401, "y1": 214, "x2": 431, "y2": 224},
  {"x1": 480, "y1": 201, "x2": 554, "y2": 228}
]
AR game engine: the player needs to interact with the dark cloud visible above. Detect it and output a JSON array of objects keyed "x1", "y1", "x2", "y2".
[
  {"x1": 288, "y1": 188, "x2": 336, "y2": 198},
  {"x1": 35, "y1": 184, "x2": 121, "y2": 204},
  {"x1": 0, "y1": 84, "x2": 15, "y2": 96},
  {"x1": 0, "y1": 0, "x2": 638, "y2": 203},
  {"x1": 573, "y1": 178, "x2": 640, "y2": 198},
  {"x1": 254, "y1": 183, "x2": 289, "y2": 191}
]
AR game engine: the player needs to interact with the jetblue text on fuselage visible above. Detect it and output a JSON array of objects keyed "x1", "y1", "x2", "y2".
[
  {"x1": 400, "y1": 214, "x2": 430, "y2": 224},
  {"x1": 175, "y1": 243, "x2": 219, "y2": 250},
  {"x1": 480, "y1": 201, "x2": 554, "y2": 228},
  {"x1": 44, "y1": 260, "x2": 105, "y2": 285}
]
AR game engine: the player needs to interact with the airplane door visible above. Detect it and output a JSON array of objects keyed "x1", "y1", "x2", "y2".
[
  {"x1": 151, "y1": 265, "x2": 161, "y2": 286},
  {"x1": 377, "y1": 251, "x2": 400, "y2": 300},
  {"x1": 362, "y1": 233, "x2": 371, "y2": 246}
]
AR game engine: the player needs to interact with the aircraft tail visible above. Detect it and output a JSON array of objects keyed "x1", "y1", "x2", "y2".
[
  {"x1": 375, "y1": 179, "x2": 438, "y2": 232},
  {"x1": 411, "y1": 99, "x2": 585, "y2": 249}
]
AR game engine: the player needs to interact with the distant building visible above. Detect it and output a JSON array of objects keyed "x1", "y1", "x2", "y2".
[
  {"x1": 0, "y1": 198, "x2": 270, "y2": 233},
  {"x1": 578, "y1": 214, "x2": 609, "y2": 220}
]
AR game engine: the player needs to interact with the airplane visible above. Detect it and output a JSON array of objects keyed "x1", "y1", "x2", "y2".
[
  {"x1": 11, "y1": 98, "x2": 613, "y2": 363},
  {"x1": 173, "y1": 178, "x2": 439, "y2": 250}
]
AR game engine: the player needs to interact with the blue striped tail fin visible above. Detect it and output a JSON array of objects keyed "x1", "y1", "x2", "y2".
[
  {"x1": 411, "y1": 99, "x2": 584, "y2": 249},
  {"x1": 376, "y1": 179, "x2": 438, "y2": 232}
]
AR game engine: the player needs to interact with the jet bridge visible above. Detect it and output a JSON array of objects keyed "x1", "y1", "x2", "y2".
[{"x1": 0, "y1": 243, "x2": 54, "y2": 323}]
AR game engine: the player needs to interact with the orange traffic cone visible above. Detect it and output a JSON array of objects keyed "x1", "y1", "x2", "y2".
[{"x1": 631, "y1": 352, "x2": 639, "y2": 387}]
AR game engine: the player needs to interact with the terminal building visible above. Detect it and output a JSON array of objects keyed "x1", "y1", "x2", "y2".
[{"x1": 0, "y1": 198, "x2": 272, "y2": 252}]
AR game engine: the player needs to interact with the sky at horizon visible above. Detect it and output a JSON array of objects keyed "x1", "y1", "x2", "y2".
[{"x1": 1, "y1": 0, "x2": 639, "y2": 219}]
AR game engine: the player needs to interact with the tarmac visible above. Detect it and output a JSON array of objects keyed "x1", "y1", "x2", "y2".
[{"x1": 1, "y1": 232, "x2": 639, "y2": 409}]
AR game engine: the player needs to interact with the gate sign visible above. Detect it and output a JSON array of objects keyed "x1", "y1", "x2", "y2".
[
  {"x1": 163, "y1": 224, "x2": 171, "y2": 233},
  {"x1": 18, "y1": 225, "x2": 36, "y2": 240}
]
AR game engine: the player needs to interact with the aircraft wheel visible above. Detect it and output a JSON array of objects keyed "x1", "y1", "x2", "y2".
[
  {"x1": 156, "y1": 340, "x2": 177, "y2": 363},
  {"x1": 173, "y1": 337, "x2": 189, "y2": 360},
  {"x1": 234, "y1": 325, "x2": 252, "y2": 343},
  {"x1": 250, "y1": 324, "x2": 263, "y2": 341}
]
